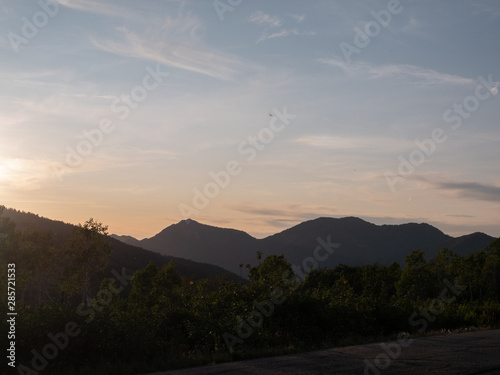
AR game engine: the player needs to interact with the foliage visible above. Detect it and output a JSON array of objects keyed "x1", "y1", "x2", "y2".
[
  {"x1": 60, "y1": 218, "x2": 111, "y2": 300},
  {"x1": 2, "y1": 210, "x2": 499, "y2": 374}
]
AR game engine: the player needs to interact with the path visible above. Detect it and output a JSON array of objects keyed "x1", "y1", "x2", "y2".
[{"x1": 144, "y1": 329, "x2": 500, "y2": 375}]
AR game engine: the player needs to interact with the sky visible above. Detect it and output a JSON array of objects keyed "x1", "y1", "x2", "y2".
[{"x1": 0, "y1": 0, "x2": 499, "y2": 240}]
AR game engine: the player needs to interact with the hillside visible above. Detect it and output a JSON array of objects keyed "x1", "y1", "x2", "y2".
[{"x1": 2, "y1": 208, "x2": 244, "y2": 282}]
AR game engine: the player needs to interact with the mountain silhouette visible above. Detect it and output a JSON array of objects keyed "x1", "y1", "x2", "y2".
[
  {"x1": 4, "y1": 207, "x2": 494, "y2": 278},
  {"x1": 138, "y1": 219, "x2": 258, "y2": 275},
  {"x1": 134, "y1": 217, "x2": 495, "y2": 275},
  {"x1": 2, "y1": 208, "x2": 244, "y2": 282}
]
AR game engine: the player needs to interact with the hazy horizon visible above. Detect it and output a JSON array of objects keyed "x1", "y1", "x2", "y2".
[
  {"x1": 4, "y1": 205, "x2": 498, "y2": 241},
  {"x1": 1, "y1": 1, "x2": 499, "y2": 240},
  {"x1": 102, "y1": 214, "x2": 500, "y2": 241}
]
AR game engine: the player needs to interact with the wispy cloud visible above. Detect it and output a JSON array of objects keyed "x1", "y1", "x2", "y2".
[
  {"x1": 290, "y1": 14, "x2": 305, "y2": 23},
  {"x1": 227, "y1": 202, "x2": 334, "y2": 227},
  {"x1": 435, "y1": 180, "x2": 500, "y2": 202},
  {"x1": 90, "y1": 14, "x2": 255, "y2": 81},
  {"x1": 249, "y1": 11, "x2": 283, "y2": 27},
  {"x1": 319, "y1": 57, "x2": 476, "y2": 86},
  {"x1": 257, "y1": 29, "x2": 315, "y2": 43},
  {"x1": 250, "y1": 11, "x2": 314, "y2": 43},
  {"x1": 401, "y1": 16, "x2": 426, "y2": 35},
  {"x1": 293, "y1": 135, "x2": 413, "y2": 152},
  {"x1": 470, "y1": 1, "x2": 500, "y2": 17},
  {"x1": 129, "y1": 148, "x2": 179, "y2": 158},
  {"x1": 57, "y1": 0, "x2": 137, "y2": 18}
]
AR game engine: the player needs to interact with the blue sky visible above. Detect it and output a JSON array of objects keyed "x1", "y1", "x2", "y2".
[{"x1": 1, "y1": 0, "x2": 499, "y2": 239}]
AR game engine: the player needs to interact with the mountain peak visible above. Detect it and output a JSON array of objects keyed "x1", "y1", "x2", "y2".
[
  {"x1": 121, "y1": 215, "x2": 495, "y2": 276},
  {"x1": 180, "y1": 218, "x2": 198, "y2": 225}
]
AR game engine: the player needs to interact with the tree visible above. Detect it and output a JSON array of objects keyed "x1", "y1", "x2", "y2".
[
  {"x1": 128, "y1": 262, "x2": 159, "y2": 307},
  {"x1": 248, "y1": 254, "x2": 295, "y2": 297},
  {"x1": 457, "y1": 251, "x2": 486, "y2": 302},
  {"x1": 359, "y1": 263, "x2": 400, "y2": 304},
  {"x1": 0, "y1": 206, "x2": 16, "y2": 239},
  {"x1": 154, "y1": 261, "x2": 182, "y2": 301},
  {"x1": 0, "y1": 206, "x2": 16, "y2": 262},
  {"x1": 396, "y1": 249, "x2": 433, "y2": 301},
  {"x1": 0, "y1": 207, "x2": 16, "y2": 310},
  {"x1": 429, "y1": 248, "x2": 458, "y2": 296},
  {"x1": 60, "y1": 218, "x2": 111, "y2": 302},
  {"x1": 483, "y1": 238, "x2": 500, "y2": 301},
  {"x1": 0, "y1": 208, "x2": 61, "y2": 307},
  {"x1": 16, "y1": 228, "x2": 58, "y2": 307}
]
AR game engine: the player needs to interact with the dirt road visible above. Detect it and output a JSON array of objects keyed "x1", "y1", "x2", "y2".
[{"x1": 144, "y1": 329, "x2": 500, "y2": 375}]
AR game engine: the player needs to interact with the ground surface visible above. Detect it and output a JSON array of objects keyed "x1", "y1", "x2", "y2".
[{"x1": 144, "y1": 329, "x2": 500, "y2": 375}]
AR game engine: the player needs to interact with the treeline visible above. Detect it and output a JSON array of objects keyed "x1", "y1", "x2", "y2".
[{"x1": 1, "y1": 208, "x2": 499, "y2": 375}]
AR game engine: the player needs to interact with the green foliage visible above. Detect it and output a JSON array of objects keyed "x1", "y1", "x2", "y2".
[
  {"x1": 396, "y1": 249, "x2": 433, "y2": 301},
  {"x1": 5, "y1": 216, "x2": 500, "y2": 374},
  {"x1": 60, "y1": 218, "x2": 112, "y2": 299},
  {"x1": 248, "y1": 254, "x2": 294, "y2": 290}
]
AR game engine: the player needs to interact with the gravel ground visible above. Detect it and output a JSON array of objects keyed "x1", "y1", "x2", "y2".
[{"x1": 142, "y1": 329, "x2": 500, "y2": 375}]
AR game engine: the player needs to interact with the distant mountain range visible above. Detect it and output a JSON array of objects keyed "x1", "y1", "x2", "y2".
[
  {"x1": 3, "y1": 207, "x2": 495, "y2": 279},
  {"x1": 111, "y1": 217, "x2": 496, "y2": 276}
]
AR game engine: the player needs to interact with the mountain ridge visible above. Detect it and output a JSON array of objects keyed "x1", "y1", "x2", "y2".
[
  {"x1": 3, "y1": 207, "x2": 494, "y2": 278},
  {"x1": 125, "y1": 216, "x2": 496, "y2": 276},
  {"x1": 1, "y1": 208, "x2": 244, "y2": 282}
]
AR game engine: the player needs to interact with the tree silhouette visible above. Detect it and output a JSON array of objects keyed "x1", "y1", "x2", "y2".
[{"x1": 60, "y1": 218, "x2": 111, "y2": 302}]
